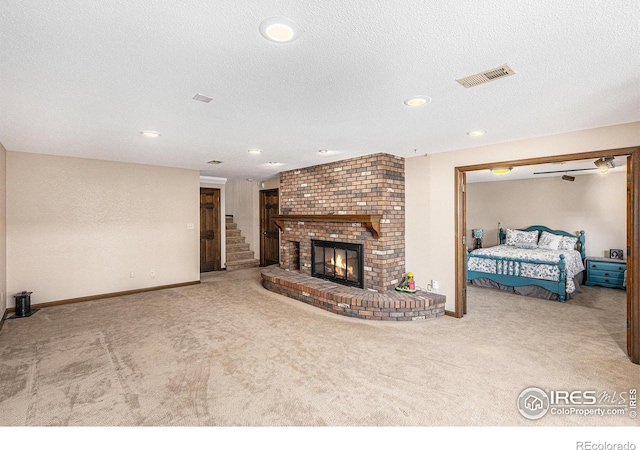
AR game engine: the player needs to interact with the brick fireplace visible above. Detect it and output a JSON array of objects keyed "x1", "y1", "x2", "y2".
[
  {"x1": 276, "y1": 153, "x2": 405, "y2": 292},
  {"x1": 260, "y1": 153, "x2": 445, "y2": 321}
]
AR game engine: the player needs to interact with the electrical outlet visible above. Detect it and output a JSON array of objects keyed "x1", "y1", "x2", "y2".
[
  {"x1": 150, "y1": 270, "x2": 155, "y2": 278},
  {"x1": 187, "y1": 223, "x2": 194, "y2": 230},
  {"x1": 130, "y1": 271, "x2": 135, "y2": 278}
]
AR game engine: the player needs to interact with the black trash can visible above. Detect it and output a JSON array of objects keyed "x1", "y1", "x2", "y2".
[{"x1": 14, "y1": 291, "x2": 33, "y2": 317}]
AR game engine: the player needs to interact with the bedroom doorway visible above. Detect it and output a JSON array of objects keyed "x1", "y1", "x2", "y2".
[{"x1": 455, "y1": 146, "x2": 640, "y2": 364}]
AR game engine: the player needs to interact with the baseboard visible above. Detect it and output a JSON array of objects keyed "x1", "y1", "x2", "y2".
[
  {"x1": 0, "y1": 309, "x2": 8, "y2": 332},
  {"x1": 4, "y1": 280, "x2": 201, "y2": 312},
  {"x1": 444, "y1": 309, "x2": 458, "y2": 318}
]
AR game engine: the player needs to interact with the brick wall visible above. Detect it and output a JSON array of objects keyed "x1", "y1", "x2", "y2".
[{"x1": 278, "y1": 153, "x2": 405, "y2": 292}]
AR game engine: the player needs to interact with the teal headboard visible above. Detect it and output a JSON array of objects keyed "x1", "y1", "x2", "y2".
[{"x1": 499, "y1": 226, "x2": 586, "y2": 259}]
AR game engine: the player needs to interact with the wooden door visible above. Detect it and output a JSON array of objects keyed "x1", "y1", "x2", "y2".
[
  {"x1": 260, "y1": 189, "x2": 280, "y2": 267},
  {"x1": 200, "y1": 188, "x2": 221, "y2": 272}
]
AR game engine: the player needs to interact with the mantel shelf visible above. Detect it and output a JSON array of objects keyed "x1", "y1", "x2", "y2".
[{"x1": 271, "y1": 214, "x2": 382, "y2": 239}]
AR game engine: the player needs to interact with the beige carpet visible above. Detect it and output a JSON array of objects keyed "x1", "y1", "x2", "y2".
[{"x1": 0, "y1": 267, "x2": 637, "y2": 427}]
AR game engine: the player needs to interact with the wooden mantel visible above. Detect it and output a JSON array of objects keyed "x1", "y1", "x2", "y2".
[{"x1": 271, "y1": 214, "x2": 383, "y2": 239}]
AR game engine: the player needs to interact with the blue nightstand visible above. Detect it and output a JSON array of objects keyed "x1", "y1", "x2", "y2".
[{"x1": 584, "y1": 257, "x2": 626, "y2": 289}]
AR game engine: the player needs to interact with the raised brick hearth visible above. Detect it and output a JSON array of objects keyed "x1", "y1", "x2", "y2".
[{"x1": 262, "y1": 266, "x2": 446, "y2": 321}]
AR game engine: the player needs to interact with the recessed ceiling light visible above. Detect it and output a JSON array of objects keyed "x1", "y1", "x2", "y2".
[
  {"x1": 247, "y1": 148, "x2": 263, "y2": 155},
  {"x1": 467, "y1": 130, "x2": 486, "y2": 137},
  {"x1": 318, "y1": 149, "x2": 328, "y2": 154},
  {"x1": 207, "y1": 160, "x2": 223, "y2": 165},
  {"x1": 259, "y1": 17, "x2": 300, "y2": 43},
  {"x1": 404, "y1": 97, "x2": 431, "y2": 107},
  {"x1": 268, "y1": 162, "x2": 283, "y2": 166},
  {"x1": 490, "y1": 168, "x2": 512, "y2": 175},
  {"x1": 140, "y1": 130, "x2": 160, "y2": 137}
]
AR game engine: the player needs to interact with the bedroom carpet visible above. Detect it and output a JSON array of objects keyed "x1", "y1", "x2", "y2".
[{"x1": 0, "y1": 267, "x2": 636, "y2": 427}]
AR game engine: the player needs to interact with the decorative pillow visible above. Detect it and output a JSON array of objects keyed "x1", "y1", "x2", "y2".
[
  {"x1": 558, "y1": 236, "x2": 578, "y2": 250},
  {"x1": 515, "y1": 241, "x2": 538, "y2": 249},
  {"x1": 505, "y1": 229, "x2": 539, "y2": 246},
  {"x1": 538, "y1": 231, "x2": 561, "y2": 250}
]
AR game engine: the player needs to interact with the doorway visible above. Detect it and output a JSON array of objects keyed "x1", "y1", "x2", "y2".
[
  {"x1": 200, "y1": 188, "x2": 221, "y2": 272},
  {"x1": 260, "y1": 188, "x2": 279, "y2": 267},
  {"x1": 455, "y1": 146, "x2": 639, "y2": 364}
]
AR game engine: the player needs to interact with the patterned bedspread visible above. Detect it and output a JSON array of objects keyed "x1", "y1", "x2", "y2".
[{"x1": 467, "y1": 245, "x2": 585, "y2": 294}]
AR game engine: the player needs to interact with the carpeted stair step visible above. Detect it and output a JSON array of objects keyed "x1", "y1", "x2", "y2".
[
  {"x1": 226, "y1": 259, "x2": 260, "y2": 271},
  {"x1": 226, "y1": 228, "x2": 242, "y2": 237},
  {"x1": 227, "y1": 242, "x2": 251, "y2": 252},
  {"x1": 225, "y1": 222, "x2": 238, "y2": 230},
  {"x1": 227, "y1": 250, "x2": 256, "y2": 262},
  {"x1": 226, "y1": 236, "x2": 246, "y2": 245}
]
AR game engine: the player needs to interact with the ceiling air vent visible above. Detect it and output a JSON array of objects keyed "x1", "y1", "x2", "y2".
[
  {"x1": 193, "y1": 93, "x2": 213, "y2": 103},
  {"x1": 207, "y1": 160, "x2": 223, "y2": 165},
  {"x1": 456, "y1": 64, "x2": 515, "y2": 88}
]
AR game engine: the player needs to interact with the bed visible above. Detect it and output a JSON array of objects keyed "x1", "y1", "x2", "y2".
[{"x1": 466, "y1": 225, "x2": 586, "y2": 302}]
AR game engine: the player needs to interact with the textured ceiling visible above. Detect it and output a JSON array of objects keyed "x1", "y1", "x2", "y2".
[{"x1": 1, "y1": 0, "x2": 639, "y2": 181}]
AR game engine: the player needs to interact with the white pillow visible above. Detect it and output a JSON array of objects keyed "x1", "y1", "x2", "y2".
[{"x1": 538, "y1": 231, "x2": 561, "y2": 250}]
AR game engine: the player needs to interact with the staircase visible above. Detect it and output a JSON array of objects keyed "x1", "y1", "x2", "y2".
[{"x1": 225, "y1": 215, "x2": 260, "y2": 271}]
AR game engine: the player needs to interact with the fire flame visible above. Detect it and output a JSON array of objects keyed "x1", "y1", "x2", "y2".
[{"x1": 330, "y1": 255, "x2": 353, "y2": 277}]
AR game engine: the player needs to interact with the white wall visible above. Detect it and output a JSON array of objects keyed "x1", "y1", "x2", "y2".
[
  {"x1": 0, "y1": 142, "x2": 6, "y2": 317},
  {"x1": 260, "y1": 177, "x2": 280, "y2": 191},
  {"x1": 225, "y1": 179, "x2": 259, "y2": 255},
  {"x1": 7, "y1": 152, "x2": 200, "y2": 306},
  {"x1": 466, "y1": 172, "x2": 626, "y2": 257},
  {"x1": 406, "y1": 121, "x2": 640, "y2": 311}
]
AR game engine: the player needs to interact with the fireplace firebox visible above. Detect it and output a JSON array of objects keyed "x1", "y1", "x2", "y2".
[{"x1": 311, "y1": 240, "x2": 363, "y2": 288}]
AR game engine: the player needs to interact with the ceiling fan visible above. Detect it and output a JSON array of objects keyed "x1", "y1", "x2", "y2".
[
  {"x1": 593, "y1": 156, "x2": 616, "y2": 173},
  {"x1": 532, "y1": 157, "x2": 616, "y2": 181}
]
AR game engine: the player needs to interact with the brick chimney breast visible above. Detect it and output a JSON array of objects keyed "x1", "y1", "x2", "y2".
[{"x1": 278, "y1": 153, "x2": 405, "y2": 292}]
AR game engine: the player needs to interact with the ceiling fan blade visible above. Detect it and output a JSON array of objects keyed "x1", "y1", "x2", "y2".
[{"x1": 532, "y1": 168, "x2": 599, "y2": 175}]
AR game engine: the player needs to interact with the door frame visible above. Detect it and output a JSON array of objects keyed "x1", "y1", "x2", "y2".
[
  {"x1": 260, "y1": 188, "x2": 280, "y2": 267},
  {"x1": 200, "y1": 187, "x2": 221, "y2": 272},
  {"x1": 454, "y1": 146, "x2": 640, "y2": 364}
]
